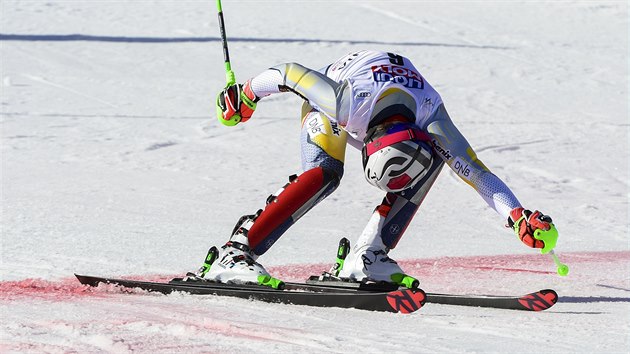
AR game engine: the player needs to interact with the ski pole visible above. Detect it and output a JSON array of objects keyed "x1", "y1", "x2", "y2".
[
  {"x1": 216, "y1": 0, "x2": 236, "y2": 86},
  {"x1": 549, "y1": 249, "x2": 569, "y2": 276}
]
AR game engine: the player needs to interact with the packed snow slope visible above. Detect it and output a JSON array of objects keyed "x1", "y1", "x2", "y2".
[{"x1": 1, "y1": 1, "x2": 629, "y2": 353}]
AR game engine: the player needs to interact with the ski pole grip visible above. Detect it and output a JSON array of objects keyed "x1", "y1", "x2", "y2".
[{"x1": 225, "y1": 70, "x2": 236, "y2": 87}]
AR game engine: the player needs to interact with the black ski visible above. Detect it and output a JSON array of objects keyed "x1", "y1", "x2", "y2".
[
  {"x1": 424, "y1": 290, "x2": 558, "y2": 311},
  {"x1": 74, "y1": 274, "x2": 426, "y2": 314},
  {"x1": 75, "y1": 273, "x2": 556, "y2": 312},
  {"x1": 303, "y1": 276, "x2": 558, "y2": 311}
]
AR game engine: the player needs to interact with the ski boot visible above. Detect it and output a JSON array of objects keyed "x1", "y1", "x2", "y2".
[
  {"x1": 184, "y1": 215, "x2": 284, "y2": 290},
  {"x1": 332, "y1": 237, "x2": 419, "y2": 289},
  {"x1": 183, "y1": 245, "x2": 219, "y2": 282}
]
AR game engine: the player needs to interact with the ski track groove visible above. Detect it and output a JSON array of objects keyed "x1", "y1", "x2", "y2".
[
  {"x1": 21, "y1": 74, "x2": 118, "y2": 108},
  {"x1": 86, "y1": 296, "x2": 344, "y2": 352}
]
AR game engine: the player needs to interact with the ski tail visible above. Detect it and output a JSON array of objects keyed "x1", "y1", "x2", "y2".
[
  {"x1": 426, "y1": 289, "x2": 558, "y2": 311},
  {"x1": 386, "y1": 289, "x2": 426, "y2": 314},
  {"x1": 517, "y1": 289, "x2": 558, "y2": 311}
]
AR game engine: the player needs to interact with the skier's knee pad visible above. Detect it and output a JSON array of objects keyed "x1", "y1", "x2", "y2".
[
  {"x1": 248, "y1": 167, "x2": 340, "y2": 255},
  {"x1": 306, "y1": 156, "x2": 344, "y2": 181}
]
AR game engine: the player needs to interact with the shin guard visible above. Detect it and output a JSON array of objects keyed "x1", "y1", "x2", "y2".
[
  {"x1": 358, "y1": 153, "x2": 445, "y2": 250},
  {"x1": 248, "y1": 167, "x2": 340, "y2": 255}
]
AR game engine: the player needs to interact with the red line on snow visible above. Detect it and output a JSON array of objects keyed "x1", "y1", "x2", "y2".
[
  {"x1": 0, "y1": 278, "x2": 104, "y2": 301},
  {"x1": 268, "y1": 250, "x2": 630, "y2": 281},
  {"x1": 0, "y1": 274, "x2": 175, "y2": 302},
  {"x1": 1, "y1": 251, "x2": 627, "y2": 302}
]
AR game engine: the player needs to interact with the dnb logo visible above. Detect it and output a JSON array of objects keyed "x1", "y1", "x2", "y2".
[{"x1": 371, "y1": 65, "x2": 424, "y2": 89}]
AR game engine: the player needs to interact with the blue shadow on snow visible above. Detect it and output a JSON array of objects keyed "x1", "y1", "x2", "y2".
[
  {"x1": 558, "y1": 296, "x2": 630, "y2": 303},
  {"x1": 0, "y1": 33, "x2": 510, "y2": 50}
]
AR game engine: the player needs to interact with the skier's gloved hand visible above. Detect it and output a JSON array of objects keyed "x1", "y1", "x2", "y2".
[
  {"x1": 216, "y1": 80, "x2": 258, "y2": 126},
  {"x1": 508, "y1": 207, "x2": 558, "y2": 254}
]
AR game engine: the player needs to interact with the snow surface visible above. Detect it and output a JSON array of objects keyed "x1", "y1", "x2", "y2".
[{"x1": 1, "y1": 0, "x2": 629, "y2": 353}]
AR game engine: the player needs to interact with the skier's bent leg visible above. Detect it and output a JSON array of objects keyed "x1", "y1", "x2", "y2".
[
  {"x1": 200, "y1": 166, "x2": 341, "y2": 285},
  {"x1": 246, "y1": 166, "x2": 341, "y2": 255},
  {"x1": 237, "y1": 106, "x2": 347, "y2": 256},
  {"x1": 200, "y1": 105, "x2": 346, "y2": 285},
  {"x1": 338, "y1": 152, "x2": 445, "y2": 283}
]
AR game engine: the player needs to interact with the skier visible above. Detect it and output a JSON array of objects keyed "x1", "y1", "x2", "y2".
[{"x1": 191, "y1": 50, "x2": 559, "y2": 288}]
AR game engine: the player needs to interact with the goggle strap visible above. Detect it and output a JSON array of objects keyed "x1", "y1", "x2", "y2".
[{"x1": 365, "y1": 128, "x2": 430, "y2": 156}]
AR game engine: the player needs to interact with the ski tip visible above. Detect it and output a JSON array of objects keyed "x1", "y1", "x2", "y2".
[
  {"x1": 518, "y1": 289, "x2": 558, "y2": 311},
  {"x1": 386, "y1": 288, "x2": 426, "y2": 314},
  {"x1": 74, "y1": 274, "x2": 100, "y2": 287}
]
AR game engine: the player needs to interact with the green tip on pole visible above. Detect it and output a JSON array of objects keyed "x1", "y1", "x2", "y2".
[
  {"x1": 550, "y1": 250, "x2": 569, "y2": 276},
  {"x1": 557, "y1": 263, "x2": 569, "y2": 276}
]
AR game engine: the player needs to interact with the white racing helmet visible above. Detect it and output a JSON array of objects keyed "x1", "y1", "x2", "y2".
[{"x1": 362, "y1": 122, "x2": 434, "y2": 193}]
